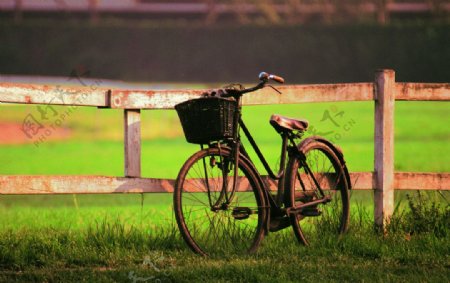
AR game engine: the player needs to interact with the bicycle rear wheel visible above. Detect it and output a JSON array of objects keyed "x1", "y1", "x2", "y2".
[
  {"x1": 174, "y1": 147, "x2": 266, "y2": 256},
  {"x1": 285, "y1": 139, "x2": 350, "y2": 245}
]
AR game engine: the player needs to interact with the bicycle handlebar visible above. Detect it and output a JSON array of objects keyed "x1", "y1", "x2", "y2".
[
  {"x1": 259, "y1": 72, "x2": 285, "y2": 84},
  {"x1": 207, "y1": 72, "x2": 284, "y2": 98}
]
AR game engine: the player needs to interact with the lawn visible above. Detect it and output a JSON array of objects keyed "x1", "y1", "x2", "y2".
[
  {"x1": 1, "y1": 101, "x2": 449, "y2": 176},
  {"x1": 0, "y1": 99, "x2": 449, "y2": 282}
]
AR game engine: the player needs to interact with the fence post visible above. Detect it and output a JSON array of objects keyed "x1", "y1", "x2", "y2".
[
  {"x1": 124, "y1": 109, "x2": 141, "y2": 177},
  {"x1": 88, "y1": 0, "x2": 99, "y2": 23},
  {"x1": 376, "y1": 0, "x2": 389, "y2": 25},
  {"x1": 14, "y1": 0, "x2": 23, "y2": 22},
  {"x1": 374, "y1": 69, "x2": 395, "y2": 230}
]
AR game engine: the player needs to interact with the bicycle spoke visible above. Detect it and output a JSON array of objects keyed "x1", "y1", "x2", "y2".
[
  {"x1": 287, "y1": 141, "x2": 350, "y2": 246},
  {"x1": 175, "y1": 148, "x2": 264, "y2": 255}
]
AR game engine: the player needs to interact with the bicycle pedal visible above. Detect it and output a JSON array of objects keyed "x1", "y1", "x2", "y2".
[{"x1": 232, "y1": 207, "x2": 251, "y2": 220}]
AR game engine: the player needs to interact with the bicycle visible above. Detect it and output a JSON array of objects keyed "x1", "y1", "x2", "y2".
[{"x1": 173, "y1": 72, "x2": 351, "y2": 256}]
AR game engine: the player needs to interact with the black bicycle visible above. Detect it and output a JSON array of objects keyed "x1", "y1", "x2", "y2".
[{"x1": 174, "y1": 72, "x2": 351, "y2": 256}]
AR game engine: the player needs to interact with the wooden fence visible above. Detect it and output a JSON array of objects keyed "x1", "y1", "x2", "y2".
[
  {"x1": 0, "y1": 69, "x2": 449, "y2": 229},
  {"x1": 3, "y1": 0, "x2": 450, "y2": 24}
]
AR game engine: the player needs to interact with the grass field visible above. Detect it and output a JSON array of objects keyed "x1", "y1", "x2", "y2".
[
  {"x1": 0, "y1": 99, "x2": 449, "y2": 282},
  {"x1": 1, "y1": 101, "x2": 449, "y2": 176}
]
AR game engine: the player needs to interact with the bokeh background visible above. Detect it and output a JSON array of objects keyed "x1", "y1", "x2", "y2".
[
  {"x1": 0, "y1": 1, "x2": 449, "y2": 281},
  {"x1": 1, "y1": 0, "x2": 449, "y2": 83}
]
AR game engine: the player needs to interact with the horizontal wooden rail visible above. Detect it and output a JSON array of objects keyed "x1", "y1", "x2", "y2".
[
  {"x1": 1, "y1": 82, "x2": 448, "y2": 109},
  {"x1": 351, "y1": 172, "x2": 450, "y2": 191},
  {"x1": 110, "y1": 83, "x2": 375, "y2": 109},
  {"x1": 2, "y1": 2, "x2": 450, "y2": 14},
  {"x1": 6, "y1": 1, "x2": 449, "y2": 25},
  {"x1": 0, "y1": 172, "x2": 448, "y2": 195},
  {"x1": 0, "y1": 175, "x2": 174, "y2": 194},
  {"x1": 395, "y1": 83, "x2": 450, "y2": 101},
  {"x1": 0, "y1": 83, "x2": 110, "y2": 107}
]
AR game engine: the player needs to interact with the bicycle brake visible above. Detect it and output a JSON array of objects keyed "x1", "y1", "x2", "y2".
[{"x1": 268, "y1": 84, "x2": 282, "y2": 94}]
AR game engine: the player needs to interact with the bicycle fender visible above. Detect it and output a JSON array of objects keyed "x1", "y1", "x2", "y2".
[{"x1": 296, "y1": 136, "x2": 352, "y2": 190}]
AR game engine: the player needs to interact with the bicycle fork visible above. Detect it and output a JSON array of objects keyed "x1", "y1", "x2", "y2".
[{"x1": 204, "y1": 142, "x2": 239, "y2": 211}]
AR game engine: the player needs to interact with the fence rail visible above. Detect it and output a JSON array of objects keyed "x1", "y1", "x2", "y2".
[
  {"x1": 1, "y1": 82, "x2": 448, "y2": 109},
  {"x1": 0, "y1": 172, "x2": 448, "y2": 195},
  {"x1": 2, "y1": 1, "x2": 450, "y2": 24},
  {"x1": 0, "y1": 69, "x2": 449, "y2": 229}
]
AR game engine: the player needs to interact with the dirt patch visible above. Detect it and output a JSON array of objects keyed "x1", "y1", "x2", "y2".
[{"x1": 0, "y1": 122, "x2": 72, "y2": 145}]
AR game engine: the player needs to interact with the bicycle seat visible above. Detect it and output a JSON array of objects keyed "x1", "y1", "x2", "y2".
[{"x1": 270, "y1": 114, "x2": 309, "y2": 133}]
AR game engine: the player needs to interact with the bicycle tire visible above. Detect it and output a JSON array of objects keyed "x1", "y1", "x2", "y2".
[
  {"x1": 285, "y1": 139, "x2": 350, "y2": 245},
  {"x1": 174, "y1": 147, "x2": 266, "y2": 256}
]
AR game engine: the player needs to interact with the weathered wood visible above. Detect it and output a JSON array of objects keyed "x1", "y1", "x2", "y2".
[
  {"x1": 2, "y1": 2, "x2": 449, "y2": 14},
  {"x1": 3, "y1": 81, "x2": 448, "y2": 110},
  {"x1": 0, "y1": 83, "x2": 109, "y2": 106},
  {"x1": 395, "y1": 172, "x2": 450, "y2": 190},
  {"x1": 124, "y1": 109, "x2": 141, "y2": 177},
  {"x1": 110, "y1": 83, "x2": 374, "y2": 109},
  {"x1": 377, "y1": 0, "x2": 388, "y2": 24},
  {"x1": 0, "y1": 175, "x2": 174, "y2": 194},
  {"x1": 170, "y1": 174, "x2": 376, "y2": 192},
  {"x1": 374, "y1": 69, "x2": 395, "y2": 229},
  {"x1": 349, "y1": 172, "x2": 375, "y2": 190},
  {"x1": 110, "y1": 89, "x2": 205, "y2": 109},
  {"x1": 14, "y1": 0, "x2": 23, "y2": 22},
  {"x1": 395, "y1": 83, "x2": 450, "y2": 101},
  {"x1": 0, "y1": 173, "x2": 448, "y2": 194},
  {"x1": 243, "y1": 83, "x2": 374, "y2": 105},
  {"x1": 349, "y1": 172, "x2": 450, "y2": 191}
]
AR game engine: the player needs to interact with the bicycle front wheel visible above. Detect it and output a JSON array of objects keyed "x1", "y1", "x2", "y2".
[
  {"x1": 285, "y1": 139, "x2": 350, "y2": 245},
  {"x1": 174, "y1": 147, "x2": 266, "y2": 256}
]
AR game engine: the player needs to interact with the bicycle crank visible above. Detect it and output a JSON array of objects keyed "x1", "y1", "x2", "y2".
[{"x1": 287, "y1": 195, "x2": 331, "y2": 216}]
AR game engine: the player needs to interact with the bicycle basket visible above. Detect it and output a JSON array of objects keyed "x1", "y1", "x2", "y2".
[{"x1": 175, "y1": 97, "x2": 236, "y2": 144}]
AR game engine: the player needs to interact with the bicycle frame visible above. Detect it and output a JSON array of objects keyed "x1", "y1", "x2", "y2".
[
  {"x1": 223, "y1": 93, "x2": 296, "y2": 212},
  {"x1": 207, "y1": 80, "x2": 336, "y2": 219},
  {"x1": 238, "y1": 119, "x2": 289, "y2": 208}
]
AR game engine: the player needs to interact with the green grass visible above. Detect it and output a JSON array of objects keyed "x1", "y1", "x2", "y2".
[
  {"x1": 0, "y1": 191, "x2": 448, "y2": 282},
  {"x1": 0, "y1": 194, "x2": 448, "y2": 282},
  {"x1": 0, "y1": 101, "x2": 449, "y2": 281},
  {"x1": 1, "y1": 101, "x2": 449, "y2": 176}
]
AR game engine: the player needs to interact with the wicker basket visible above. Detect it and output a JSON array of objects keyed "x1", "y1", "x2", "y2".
[{"x1": 175, "y1": 97, "x2": 236, "y2": 144}]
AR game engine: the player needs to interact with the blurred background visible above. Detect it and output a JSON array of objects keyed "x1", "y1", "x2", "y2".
[
  {"x1": 0, "y1": 4, "x2": 448, "y2": 280},
  {"x1": 0, "y1": 0, "x2": 449, "y2": 83}
]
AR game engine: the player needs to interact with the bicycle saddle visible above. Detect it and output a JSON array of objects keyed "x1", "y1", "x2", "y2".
[{"x1": 270, "y1": 114, "x2": 309, "y2": 133}]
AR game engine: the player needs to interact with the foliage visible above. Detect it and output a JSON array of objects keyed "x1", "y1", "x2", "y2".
[{"x1": 389, "y1": 191, "x2": 450, "y2": 237}]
